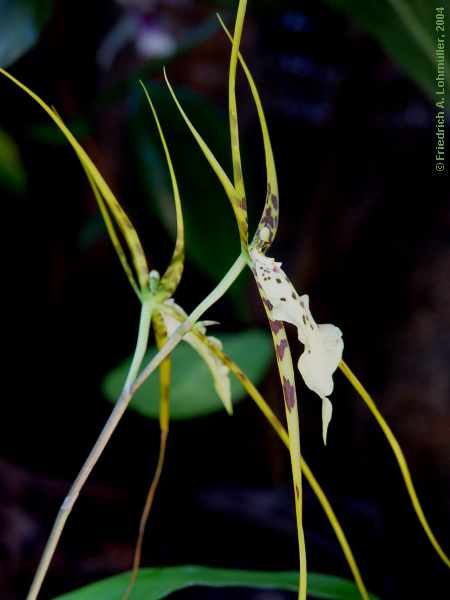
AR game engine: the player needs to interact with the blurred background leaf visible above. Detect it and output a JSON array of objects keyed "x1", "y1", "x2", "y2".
[
  {"x1": 103, "y1": 329, "x2": 273, "y2": 420},
  {"x1": 323, "y1": 0, "x2": 450, "y2": 102},
  {"x1": 0, "y1": 0, "x2": 52, "y2": 67},
  {"x1": 0, "y1": 127, "x2": 26, "y2": 193}
]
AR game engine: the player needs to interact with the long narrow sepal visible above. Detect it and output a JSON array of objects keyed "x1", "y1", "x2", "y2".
[
  {"x1": 0, "y1": 68, "x2": 149, "y2": 294},
  {"x1": 140, "y1": 81, "x2": 185, "y2": 296},
  {"x1": 226, "y1": 0, "x2": 248, "y2": 244},
  {"x1": 83, "y1": 164, "x2": 141, "y2": 297},
  {"x1": 163, "y1": 69, "x2": 248, "y2": 250},
  {"x1": 264, "y1": 317, "x2": 307, "y2": 600},
  {"x1": 340, "y1": 360, "x2": 450, "y2": 569},
  {"x1": 252, "y1": 265, "x2": 308, "y2": 600},
  {"x1": 218, "y1": 15, "x2": 279, "y2": 253}
]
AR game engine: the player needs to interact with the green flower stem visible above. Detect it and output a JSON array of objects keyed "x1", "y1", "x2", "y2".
[
  {"x1": 26, "y1": 253, "x2": 246, "y2": 600},
  {"x1": 26, "y1": 297, "x2": 154, "y2": 600},
  {"x1": 124, "y1": 296, "x2": 154, "y2": 390}
]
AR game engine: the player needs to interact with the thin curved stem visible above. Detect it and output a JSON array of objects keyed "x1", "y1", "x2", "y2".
[
  {"x1": 26, "y1": 298, "x2": 153, "y2": 600},
  {"x1": 123, "y1": 430, "x2": 168, "y2": 600}
]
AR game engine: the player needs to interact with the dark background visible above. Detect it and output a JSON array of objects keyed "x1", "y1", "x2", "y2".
[{"x1": 0, "y1": 1, "x2": 449, "y2": 599}]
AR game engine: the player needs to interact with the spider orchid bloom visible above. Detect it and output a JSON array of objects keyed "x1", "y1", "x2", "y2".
[
  {"x1": 161, "y1": 2, "x2": 336, "y2": 598},
  {"x1": 163, "y1": 0, "x2": 450, "y2": 596},
  {"x1": 162, "y1": 17, "x2": 341, "y2": 449},
  {"x1": 0, "y1": 68, "x2": 232, "y2": 416},
  {"x1": 0, "y1": 67, "x2": 236, "y2": 600}
]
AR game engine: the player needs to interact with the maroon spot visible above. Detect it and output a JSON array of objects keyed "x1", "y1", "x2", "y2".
[
  {"x1": 276, "y1": 339, "x2": 288, "y2": 360},
  {"x1": 270, "y1": 320, "x2": 283, "y2": 333},
  {"x1": 263, "y1": 297, "x2": 274, "y2": 311},
  {"x1": 271, "y1": 194, "x2": 279, "y2": 210},
  {"x1": 282, "y1": 377, "x2": 296, "y2": 411},
  {"x1": 262, "y1": 207, "x2": 274, "y2": 228},
  {"x1": 295, "y1": 484, "x2": 300, "y2": 499}
]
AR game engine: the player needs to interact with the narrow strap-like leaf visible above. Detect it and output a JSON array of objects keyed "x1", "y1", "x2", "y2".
[
  {"x1": 140, "y1": 82, "x2": 185, "y2": 296},
  {"x1": 340, "y1": 360, "x2": 450, "y2": 569},
  {"x1": 226, "y1": 0, "x2": 248, "y2": 241},
  {"x1": 124, "y1": 311, "x2": 172, "y2": 600},
  {"x1": 0, "y1": 68, "x2": 149, "y2": 294},
  {"x1": 163, "y1": 69, "x2": 248, "y2": 249},
  {"x1": 218, "y1": 16, "x2": 279, "y2": 253}
]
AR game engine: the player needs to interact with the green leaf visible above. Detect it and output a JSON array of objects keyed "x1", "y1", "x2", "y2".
[
  {"x1": 323, "y1": 0, "x2": 450, "y2": 103},
  {"x1": 0, "y1": 0, "x2": 52, "y2": 67},
  {"x1": 52, "y1": 565, "x2": 381, "y2": 600},
  {"x1": 103, "y1": 329, "x2": 273, "y2": 419},
  {"x1": 0, "y1": 127, "x2": 26, "y2": 192}
]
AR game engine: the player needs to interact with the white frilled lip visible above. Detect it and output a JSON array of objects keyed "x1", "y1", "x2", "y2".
[
  {"x1": 250, "y1": 249, "x2": 344, "y2": 443},
  {"x1": 158, "y1": 299, "x2": 233, "y2": 415}
]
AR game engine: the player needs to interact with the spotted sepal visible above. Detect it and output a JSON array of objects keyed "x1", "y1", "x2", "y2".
[
  {"x1": 163, "y1": 70, "x2": 248, "y2": 249},
  {"x1": 218, "y1": 16, "x2": 279, "y2": 254},
  {"x1": 0, "y1": 68, "x2": 149, "y2": 297},
  {"x1": 140, "y1": 82, "x2": 185, "y2": 297},
  {"x1": 226, "y1": 0, "x2": 248, "y2": 236},
  {"x1": 253, "y1": 266, "x2": 307, "y2": 600}
]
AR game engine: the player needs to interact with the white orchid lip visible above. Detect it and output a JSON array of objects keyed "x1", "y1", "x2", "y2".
[{"x1": 250, "y1": 248, "x2": 343, "y2": 444}]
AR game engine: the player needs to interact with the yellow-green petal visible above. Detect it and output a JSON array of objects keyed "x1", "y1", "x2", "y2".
[
  {"x1": 163, "y1": 69, "x2": 248, "y2": 249},
  {"x1": 218, "y1": 15, "x2": 279, "y2": 253},
  {"x1": 0, "y1": 68, "x2": 149, "y2": 294},
  {"x1": 140, "y1": 81, "x2": 185, "y2": 296},
  {"x1": 226, "y1": 0, "x2": 248, "y2": 241}
]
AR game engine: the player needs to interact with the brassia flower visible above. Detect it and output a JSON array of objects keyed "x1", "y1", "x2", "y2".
[
  {"x1": 0, "y1": 64, "x2": 370, "y2": 600},
  {"x1": 2, "y1": 0, "x2": 449, "y2": 597},
  {"x1": 162, "y1": 0, "x2": 450, "y2": 595},
  {"x1": 0, "y1": 67, "x2": 366, "y2": 600},
  {"x1": 0, "y1": 70, "x2": 235, "y2": 600}
]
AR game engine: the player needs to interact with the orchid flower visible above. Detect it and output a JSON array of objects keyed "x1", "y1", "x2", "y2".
[
  {"x1": 2, "y1": 1, "x2": 448, "y2": 597},
  {"x1": 162, "y1": 0, "x2": 450, "y2": 595},
  {"x1": 0, "y1": 69, "x2": 237, "y2": 600},
  {"x1": 0, "y1": 65, "x2": 371, "y2": 600},
  {"x1": 162, "y1": 2, "x2": 338, "y2": 597}
]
